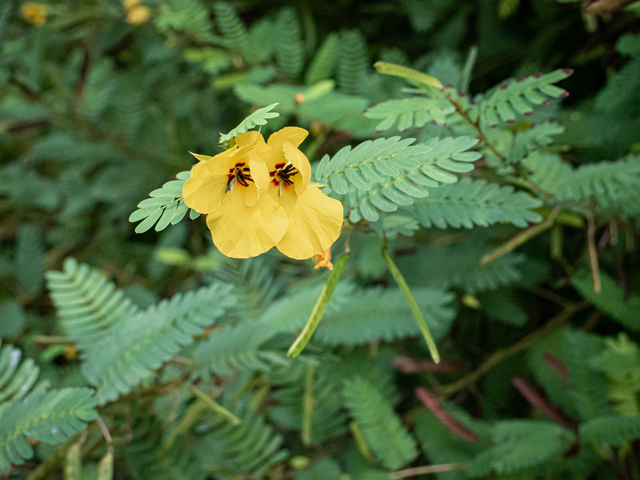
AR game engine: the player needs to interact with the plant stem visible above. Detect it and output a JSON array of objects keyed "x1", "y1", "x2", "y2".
[
  {"x1": 440, "y1": 301, "x2": 589, "y2": 397},
  {"x1": 481, "y1": 206, "x2": 560, "y2": 265},
  {"x1": 382, "y1": 241, "x2": 440, "y2": 363},
  {"x1": 389, "y1": 462, "x2": 467, "y2": 479}
]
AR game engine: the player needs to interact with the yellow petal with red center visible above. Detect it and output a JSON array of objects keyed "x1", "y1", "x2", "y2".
[
  {"x1": 248, "y1": 156, "x2": 271, "y2": 195},
  {"x1": 206, "y1": 192, "x2": 289, "y2": 259},
  {"x1": 283, "y1": 141, "x2": 311, "y2": 195},
  {"x1": 182, "y1": 160, "x2": 228, "y2": 213},
  {"x1": 276, "y1": 186, "x2": 344, "y2": 260}
]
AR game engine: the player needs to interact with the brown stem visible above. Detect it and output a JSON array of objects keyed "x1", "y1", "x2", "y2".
[
  {"x1": 415, "y1": 388, "x2": 479, "y2": 442},
  {"x1": 441, "y1": 89, "x2": 506, "y2": 162},
  {"x1": 586, "y1": 211, "x2": 602, "y2": 293},
  {"x1": 511, "y1": 377, "x2": 577, "y2": 430},
  {"x1": 440, "y1": 301, "x2": 589, "y2": 397},
  {"x1": 390, "y1": 462, "x2": 467, "y2": 479}
]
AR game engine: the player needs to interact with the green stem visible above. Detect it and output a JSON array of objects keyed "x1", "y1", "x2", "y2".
[
  {"x1": 190, "y1": 387, "x2": 241, "y2": 425},
  {"x1": 287, "y1": 254, "x2": 349, "y2": 358},
  {"x1": 440, "y1": 301, "x2": 589, "y2": 397},
  {"x1": 382, "y1": 243, "x2": 440, "y2": 363},
  {"x1": 302, "y1": 364, "x2": 316, "y2": 446},
  {"x1": 480, "y1": 207, "x2": 560, "y2": 265}
]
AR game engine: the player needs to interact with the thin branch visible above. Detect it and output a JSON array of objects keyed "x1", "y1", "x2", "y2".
[
  {"x1": 389, "y1": 462, "x2": 467, "y2": 479},
  {"x1": 481, "y1": 206, "x2": 560, "y2": 265},
  {"x1": 95, "y1": 415, "x2": 113, "y2": 455},
  {"x1": 415, "y1": 388, "x2": 479, "y2": 442},
  {"x1": 586, "y1": 211, "x2": 602, "y2": 293},
  {"x1": 440, "y1": 301, "x2": 589, "y2": 397},
  {"x1": 511, "y1": 377, "x2": 577, "y2": 430},
  {"x1": 440, "y1": 89, "x2": 505, "y2": 162}
]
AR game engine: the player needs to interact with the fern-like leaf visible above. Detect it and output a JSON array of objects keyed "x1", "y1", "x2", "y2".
[
  {"x1": 0, "y1": 340, "x2": 41, "y2": 404},
  {"x1": 219, "y1": 103, "x2": 280, "y2": 143},
  {"x1": 213, "y1": 1, "x2": 248, "y2": 52},
  {"x1": 82, "y1": 283, "x2": 235, "y2": 405},
  {"x1": 199, "y1": 407, "x2": 289, "y2": 477},
  {"x1": 45, "y1": 258, "x2": 139, "y2": 351},
  {"x1": 467, "y1": 421, "x2": 575, "y2": 477},
  {"x1": 275, "y1": 8, "x2": 304, "y2": 78},
  {"x1": 579, "y1": 415, "x2": 640, "y2": 445},
  {"x1": 563, "y1": 329, "x2": 611, "y2": 421},
  {"x1": 305, "y1": 33, "x2": 340, "y2": 85},
  {"x1": 337, "y1": 30, "x2": 368, "y2": 95},
  {"x1": 16, "y1": 225, "x2": 45, "y2": 295},
  {"x1": 129, "y1": 171, "x2": 199, "y2": 234},
  {"x1": 316, "y1": 136, "x2": 480, "y2": 200},
  {"x1": 124, "y1": 421, "x2": 206, "y2": 480},
  {"x1": 506, "y1": 121, "x2": 565, "y2": 164},
  {"x1": 343, "y1": 377, "x2": 418, "y2": 470},
  {"x1": 474, "y1": 69, "x2": 573, "y2": 126},
  {"x1": 269, "y1": 363, "x2": 348, "y2": 444},
  {"x1": 363, "y1": 97, "x2": 456, "y2": 132},
  {"x1": 194, "y1": 319, "x2": 288, "y2": 376},
  {"x1": 408, "y1": 177, "x2": 543, "y2": 229},
  {"x1": 397, "y1": 242, "x2": 526, "y2": 293},
  {"x1": 314, "y1": 287, "x2": 455, "y2": 346},
  {"x1": 0, "y1": 388, "x2": 97, "y2": 473},
  {"x1": 572, "y1": 270, "x2": 640, "y2": 331}
]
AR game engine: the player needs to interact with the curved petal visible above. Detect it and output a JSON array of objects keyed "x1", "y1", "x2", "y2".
[
  {"x1": 267, "y1": 127, "x2": 309, "y2": 150},
  {"x1": 276, "y1": 186, "x2": 344, "y2": 260},
  {"x1": 234, "y1": 131, "x2": 266, "y2": 148},
  {"x1": 206, "y1": 193, "x2": 289, "y2": 259},
  {"x1": 248, "y1": 156, "x2": 271, "y2": 200},
  {"x1": 182, "y1": 161, "x2": 228, "y2": 213},
  {"x1": 283, "y1": 141, "x2": 311, "y2": 195}
]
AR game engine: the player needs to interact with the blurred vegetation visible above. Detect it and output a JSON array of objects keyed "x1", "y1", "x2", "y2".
[{"x1": 2, "y1": 0, "x2": 640, "y2": 479}]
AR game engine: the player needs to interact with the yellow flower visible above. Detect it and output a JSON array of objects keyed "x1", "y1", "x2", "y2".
[
  {"x1": 126, "y1": 4, "x2": 151, "y2": 24},
  {"x1": 123, "y1": 0, "x2": 141, "y2": 10},
  {"x1": 183, "y1": 128, "x2": 343, "y2": 260},
  {"x1": 21, "y1": 3, "x2": 47, "y2": 26}
]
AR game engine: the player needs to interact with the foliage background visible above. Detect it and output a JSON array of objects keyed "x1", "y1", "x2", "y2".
[{"x1": 2, "y1": 0, "x2": 640, "y2": 479}]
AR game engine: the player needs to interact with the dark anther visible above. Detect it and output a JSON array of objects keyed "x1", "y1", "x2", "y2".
[
  {"x1": 276, "y1": 164, "x2": 297, "y2": 186},
  {"x1": 226, "y1": 164, "x2": 254, "y2": 191}
]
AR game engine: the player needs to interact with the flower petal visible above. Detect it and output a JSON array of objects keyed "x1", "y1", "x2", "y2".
[
  {"x1": 235, "y1": 131, "x2": 267, "y2": 148},
  {"x1": 182, "y1": 161, "x2": 228, "y2": 213},
  {"x1": 267, "y1": 127, "x2": 309, "y2": 151},
  {"x1": 283, "y1": 141, "x2": 311, "y2": 195},
  {"x1": 207, "y1": 192, "x2": 289, "y2": 259},
  {"x1": 276, "y1": 186, "x2": 344, "y2": 260}
]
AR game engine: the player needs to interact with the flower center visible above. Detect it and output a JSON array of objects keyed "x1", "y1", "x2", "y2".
[
  {"x1": 270, "y1": 163, "x2": 298, "y2": 187},
  {"x1": 226, "y1": 163, "x2": 253, "y2": 192}
]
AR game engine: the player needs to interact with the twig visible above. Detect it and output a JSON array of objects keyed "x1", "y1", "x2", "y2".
[
  {"x1": 481, "y1": 206, "x2": 560, "y2": 265},
  {"x1": 95, "y1": 416, "x2": 113, "y2": 455},
  {"x1": 190, "y1": 386, "x2": 241, "y2": 425},
  {"x1": 391, "y1": 356, "x2": 463, "y2": 374},
  {"x1": 26, "y1": 432, "x2": 83, "y2": 480},
  {"x1": 415, "y1": 388, "x2": 479, "y2": 441},
  {"x1": 389, "y1": 462, "x2": 467, "y2": 479},
  {"x1": 586, "y1": 211, "x2": 601, "y2": 293},
  {"x1": 440, "y1": 301, "x2": 589, "y2": 397},
  {"x1": 542, "y1": 353, "x2": 569, "y2": 382},
  {"x1": 440, "y1": 89, "x2": 505, "y2": 162},
  {"x1": 511, "y1": 377, "x2": 577, "y2": 430},
  {"x1": 302, "y1": 364, "x2": 316, "y2": 446}
]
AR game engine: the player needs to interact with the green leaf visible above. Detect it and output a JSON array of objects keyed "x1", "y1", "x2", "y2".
[
  {"x1": 219, "y1": 103, "x2": 280, "y2": 143},
  {"x1": 343, "y1": 377, "x2": 418, "y2": 470},
  {"x1": 572, "y1": 270, "x2": 640, "y2": 330}
]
